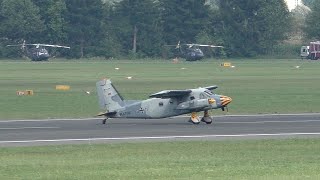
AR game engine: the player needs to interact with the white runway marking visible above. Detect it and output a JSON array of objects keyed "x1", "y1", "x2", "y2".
[
  {"x1": 0, "y1": 127, "x2": 59, "y2": 130},
  {"x1": 1, "y1": 132, "x2": 320, "y2": 144},
  {"x1": 0, "y1": 118, "x2": 101, "y2": 123}
]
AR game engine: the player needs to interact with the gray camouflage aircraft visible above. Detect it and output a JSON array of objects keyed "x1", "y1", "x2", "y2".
[{"x1": 96, "y1": 79, "x2": 232, "y2": 125}]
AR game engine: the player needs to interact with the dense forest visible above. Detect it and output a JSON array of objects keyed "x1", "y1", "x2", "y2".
[{"x1": 0, "y1": 0, "x2": 319, "y2": 59}]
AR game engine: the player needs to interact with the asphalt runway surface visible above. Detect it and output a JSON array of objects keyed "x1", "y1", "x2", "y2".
[{"x1": 1, "y1": 113, "x2": 320, "y2": 147}]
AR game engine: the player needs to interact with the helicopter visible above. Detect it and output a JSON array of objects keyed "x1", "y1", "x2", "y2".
[
  {"x1": 166, "y1": 41, "x2": 223, "y2": 61},
  {"x1": 7, "y1": 40, "x2": 70, "y2": 61}
]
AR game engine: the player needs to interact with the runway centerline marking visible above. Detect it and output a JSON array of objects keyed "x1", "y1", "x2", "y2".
[
  {"x1": 1, "y1": 132, "x2": 320, "y2": 144},
  {"x1": 0, "y1": 127, "x2": 59, "y2": 130}
]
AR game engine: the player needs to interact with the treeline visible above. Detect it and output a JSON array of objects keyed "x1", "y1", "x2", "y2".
[{"x1": 0, "y1": 0, "x2": 319, "y2": 59}]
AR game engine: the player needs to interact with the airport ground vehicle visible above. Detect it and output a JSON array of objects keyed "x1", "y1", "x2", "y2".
[{"x1": 301, "y1": 41, "x2": 320, "y2": 60}]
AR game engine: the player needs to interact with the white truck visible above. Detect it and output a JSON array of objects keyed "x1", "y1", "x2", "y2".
[{"x1": 301, "y1": 41, "x2": 320, "y2": 60}]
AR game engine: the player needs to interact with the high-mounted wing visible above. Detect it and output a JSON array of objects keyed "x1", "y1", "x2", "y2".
[
  {"x1": 203, "y1": 85, "x2": 218, "y2": 90},
  {"x1": 149, "y1": 90, "x2": 191, "y2": 98}
]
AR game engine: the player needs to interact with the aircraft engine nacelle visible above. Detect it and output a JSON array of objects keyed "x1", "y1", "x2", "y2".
[{"x1": 176, "y1": 98, "x2": 216, "y2": 110}]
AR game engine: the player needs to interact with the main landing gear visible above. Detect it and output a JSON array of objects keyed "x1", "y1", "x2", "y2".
[
  {"x1": 188, "y1": 110, "x2": 213, "y2": 124},
  {"x1": 102, "y1": 118, "x2": 108, "y2": 125}
]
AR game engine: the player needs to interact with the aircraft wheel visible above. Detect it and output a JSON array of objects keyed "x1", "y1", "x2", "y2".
[
  {"x1": 188, "y1": 119, "x2": 200, "y2": 124},
  {"x1": 201, "y1": 117, "x2": 213, "y2": 124},
  {"x1": 102, "y1": 118, "x2": 107, "y2": 124},
  {"x1": 189, "y1": 113, "x2": 201, "y2": 124}
]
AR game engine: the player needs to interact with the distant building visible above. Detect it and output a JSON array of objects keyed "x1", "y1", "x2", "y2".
[{"x1": 285, "y1": 0, "x2": 302, "y2": 11}]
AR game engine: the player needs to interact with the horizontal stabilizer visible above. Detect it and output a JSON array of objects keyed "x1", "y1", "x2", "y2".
[{"x1": 96, "y1": 111, "x2": 117, "y2": 117}]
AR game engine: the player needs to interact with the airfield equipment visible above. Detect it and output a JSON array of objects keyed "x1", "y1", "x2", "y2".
[
  {"x1": 7, "y1": 40, "x2": 70, "y2": 61},
  {"x1": 166, "y1": 41, "x2": 223, "y2": 61},
  {"x1": 96, "y1": 79, "x2": 232, "y2": 125},
  {"x1": 301, "y1": 41, "x2": 320, "y2": 60}
]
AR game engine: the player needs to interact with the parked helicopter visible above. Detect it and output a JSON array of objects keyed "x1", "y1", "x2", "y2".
[
  {"x1": 7, "y1": 40, "x2": 70, "y2": 61},
  {"x1": 166, "y1": 41, "x2": 223, "y2": 61}
]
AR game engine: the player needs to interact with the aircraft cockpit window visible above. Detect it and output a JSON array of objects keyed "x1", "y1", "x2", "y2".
[
  {"x1": 190, "y1": 96, "x2": 195, "y2": 100},
  {"x1": 204, "y1": 90, "x2": 213, "y2": 96},
  {"x1": 159, "y1": 102, "x2": 164, "y2": 106}
]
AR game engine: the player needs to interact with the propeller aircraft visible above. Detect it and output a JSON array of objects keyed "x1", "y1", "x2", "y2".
[
  {"x1": 96, "y1": 79, "x2": 232, "y2": 125},
  {"x1": 7, "y1": 40, "x2": 70, "y2": 61},
  {"x1": 166, "y1": 41, "x2": 223, "y2": 61}
]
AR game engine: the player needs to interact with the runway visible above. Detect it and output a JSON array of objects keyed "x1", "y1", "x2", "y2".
[{"x1": 1, "y1": 113, "x2": 320, "y2": 147}]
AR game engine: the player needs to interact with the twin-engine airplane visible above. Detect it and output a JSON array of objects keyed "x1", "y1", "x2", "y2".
[{"x1": 96, "y1": 79, "x2": 232, "y2": 125}]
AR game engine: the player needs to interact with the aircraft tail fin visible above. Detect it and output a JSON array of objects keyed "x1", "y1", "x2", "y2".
[{"x1": 96, "y1": 79, "x2": 125, "y2": 112}]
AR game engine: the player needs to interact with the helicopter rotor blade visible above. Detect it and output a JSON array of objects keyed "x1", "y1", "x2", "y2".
[
  {"x1": 164, "y1": 41, "x2": 181, "y2": 49},
  {"x1": 185, "y1": 44, "x2": 223, "y2": 48},
  {"x1": 36, "y1": 44, "x2": 71, "y2": 49}
]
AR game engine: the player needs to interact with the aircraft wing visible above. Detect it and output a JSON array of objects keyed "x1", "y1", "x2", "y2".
[
  {"x1": 203, "y1": 85, "x2": 218, "y2": 90},
  {"x1": 149, "y1": 90, "x2": 192, "y2": 98}
]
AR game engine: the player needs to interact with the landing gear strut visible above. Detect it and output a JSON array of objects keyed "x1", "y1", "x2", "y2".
[
  {"x1": 189, "y1": 112, "x2": 201, "y2": 124},
  {"x1": 188, "y1": 111, "x2": 213, "y2": 124},
  {"x1": 102, "y1": 118, "x2": 108, "y2": 125}
]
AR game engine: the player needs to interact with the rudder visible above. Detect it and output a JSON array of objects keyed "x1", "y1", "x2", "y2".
[{"x1": 96, "y1": 79, "x2": 125, "y2": 112}]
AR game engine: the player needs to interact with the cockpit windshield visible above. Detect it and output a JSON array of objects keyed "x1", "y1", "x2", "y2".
[{"x1": 204, "y1": 90, "x2": 213, "y2": 97}]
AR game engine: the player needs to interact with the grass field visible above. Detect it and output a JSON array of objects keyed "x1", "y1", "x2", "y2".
[
  {"x1": 1, "y1": 139, "x2": 320, "y2": 179},
  {"x1": 1, "y1": 59, "x2": 320, "y2": 179},
  {"x1": 0, "y1": 58, "x2": 319, "y2": 119}
]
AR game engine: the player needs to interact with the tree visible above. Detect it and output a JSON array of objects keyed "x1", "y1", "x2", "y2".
[
  {"x1": 302, "y1": 0, "x2": 315, "y2": 7},
  {"x1": 160, "y1": 0, "x2": 211, "y2": 45},
  {"x1": 218, "y1": 0, "x2": 291, "y2": 57},
  {"x1": 304, "y1": 0, "x2": 320, "y2": 40},
  {"x1": 65, "y1": 0, "x2": 106, "y2": 58},
  {"x1": 0, "y1": 0, "x2": 44, "y2": 42},
  {"x1": 32, "y1": 0, "x2": 67, "y2": 44},
  {"x1": 111, "y1": 0, "x2": 163, "y2": 57}
]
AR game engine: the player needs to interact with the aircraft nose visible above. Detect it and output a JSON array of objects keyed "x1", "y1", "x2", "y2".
[{"x1": 220, "y1": 95, "x2": 232, "y2": 106}]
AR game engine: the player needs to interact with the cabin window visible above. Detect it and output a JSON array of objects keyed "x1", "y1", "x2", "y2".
[{"x1": 159, "y1": 102, "x2": 164, "y2": 106}]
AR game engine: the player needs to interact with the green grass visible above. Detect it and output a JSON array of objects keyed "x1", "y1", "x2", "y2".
[
  {"x1": 1, "y1": 59, "x2": 320, "y2": 179},
  {"x1": 1, "y1": 139, "x2": 320, "y2": 179},
  {"x1": 1, "y1": 58, "x2": 320, "y2": 119}
]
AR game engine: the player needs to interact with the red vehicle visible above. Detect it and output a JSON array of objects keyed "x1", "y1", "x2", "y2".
[{"x1": 301, "y1": 41, "x2": 320, "y2": 60}]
